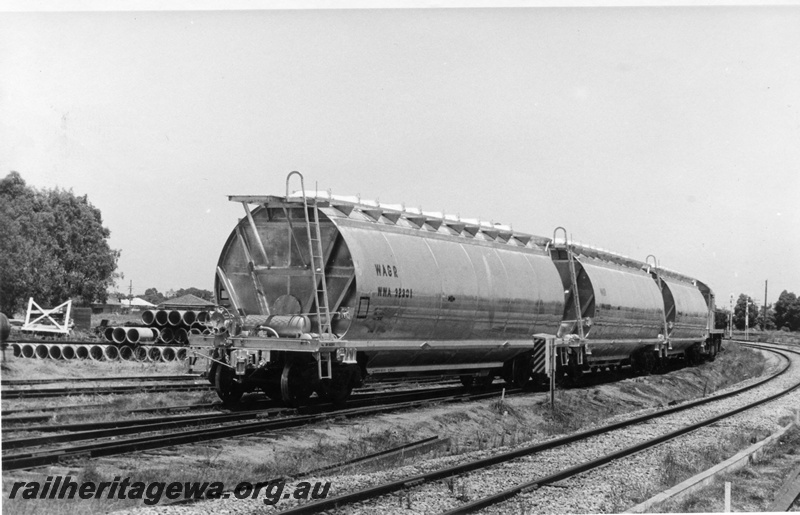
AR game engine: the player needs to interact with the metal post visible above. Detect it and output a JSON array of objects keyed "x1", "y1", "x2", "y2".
[
  {"x1": 550, "y1": 338, "x2": 556, "y2": 408},
  {"x1": 724, "y1": 481, "x2": 731, "y2": 512},
  {"x1": 745, "y1": 298, "x2": 749, "y2": 341},
  {"x1": 764, "y1": 280, "x2": 768, "y2": 330},
  {"x1": 729, "y1": 294, "x2": 733, "y2": 338}
]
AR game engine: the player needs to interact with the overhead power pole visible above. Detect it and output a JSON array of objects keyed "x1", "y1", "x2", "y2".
[{"x1": 764, "y1": 280, "x2": 768, "y2": 329}]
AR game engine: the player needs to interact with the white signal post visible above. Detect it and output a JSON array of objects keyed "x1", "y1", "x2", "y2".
[{"x1": 745, "y1": 298, "x2": 750, "y2": 341}]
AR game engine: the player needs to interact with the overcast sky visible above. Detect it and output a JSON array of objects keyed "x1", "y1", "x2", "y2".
[{"x1": 1, "y1": 4, "x2": 798, "y2": 308}]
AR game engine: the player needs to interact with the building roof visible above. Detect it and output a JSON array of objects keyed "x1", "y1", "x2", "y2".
[
  {"x1": 127, "y1": 297, "x2": 156, "y2": 307},
  {"x1": 159, "y1": 294, "x2": 216, "y2": 309}
]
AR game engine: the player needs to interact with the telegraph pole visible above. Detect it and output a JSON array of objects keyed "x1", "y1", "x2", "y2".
[
  {"x1": 729, "y1": 294, "x2": 734, "y2": 338},
  {"x1": 763, "y1": 280, "x2": 768, "y2": 329}
]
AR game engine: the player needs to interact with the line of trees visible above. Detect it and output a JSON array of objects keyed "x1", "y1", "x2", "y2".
[
  {"x1": 771, "y1": 290, "x2": 800, "y2": 331},
  {"x1": 140, "y1": 287, "x2": 214, "y2": 306},
  {"x1": 0, "y1": 172, "x2": 120, "y2": 315},
  {"x1": 717, "y1": 291, "x2": 800, "y2": 332}
]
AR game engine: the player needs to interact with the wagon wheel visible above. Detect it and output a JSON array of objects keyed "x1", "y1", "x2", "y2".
[
  {"x1": 706, "y1": 341, "x2": 718, "y2": 362},
  {"x1": 631, "y1": 351, "x2": 648, "y2": 375},
  {"x1": 460, "y1": 375, "x2": 475, "y2": 388},
  {"x1": 261, "y1": 383, "x2": 283, "y2": 402},
  {"x1": 511, "y1": 354, "x2": 532, "y2": 388},
  {"x1": 643, "y1": 351, "x2": 656, "y2": 374},
  {"x1": 478, "y1": 373, "x2": 495, "y2": 387},
  {"x1": 280, "y1": 361, "x2": 315, "y2": 407},
  {"x1": 685, "y1": 346, "x2": 701, "y2": 367},
  {"x1": 317, "y1": 374, "x2": 353, "y2": 404},
  {"x1": 558, "y1": 354, "x2": 582, "y2": 387},
  {"x1": 317, "y1": 366, "x2": 356, "y2": 405},
  {"x1": 215, "y1": 364, "x2": 243, "y2": 404}
]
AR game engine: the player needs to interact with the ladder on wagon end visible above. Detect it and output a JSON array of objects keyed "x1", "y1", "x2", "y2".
[
  {"x1": 552, "y1": 227, "x2": 585, "y2": 341},
  {"x1": 286, "y1": 171, "x2": 335, "y2": 344}
]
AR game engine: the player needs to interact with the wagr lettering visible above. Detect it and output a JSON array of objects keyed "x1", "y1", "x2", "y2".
[{"x1": 374, "y1": 264, "x2": 399, "y2": 278}]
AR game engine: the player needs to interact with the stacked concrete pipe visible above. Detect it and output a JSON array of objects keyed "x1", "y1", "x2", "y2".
[
  {"x1": 118, "y1": 345, "x2": 134, "y2": 361},
  {"x1": 61, "y1": 345, "x2": 76, "y2": 360},
  {"x1": 88, "y1": 345, "x2": 104, "y2": 360},
  {"x1": 147, "y1": 346, "x2": 162, "y2": 362},
  {"x1": 35, "y1": 344, "x2": 49, "y2": 359},
  {"x1": 75, "y1": 345, "x2": 89, "y2": 360},
  {"x1": 160, "y1": 327, "x2": 175, "y2": 345},
  {"x1": 161, "y1": 347, "x2": 176, "y2": 361},
  {"x1": 125, "y1": 327, "x2": 158, "y2": 344},
  {"x1": 103, "y1": 345, "x2": 119, "y2": 360}
]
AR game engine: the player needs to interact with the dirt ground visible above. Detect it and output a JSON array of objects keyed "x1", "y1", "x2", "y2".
[{"x1": 0, "y1": 341, "x2": 790, "y2": 514}]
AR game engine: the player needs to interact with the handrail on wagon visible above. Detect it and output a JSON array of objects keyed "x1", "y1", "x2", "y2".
[{"x1": 286, "y1": 170, "x2": 305, "y2": 199}]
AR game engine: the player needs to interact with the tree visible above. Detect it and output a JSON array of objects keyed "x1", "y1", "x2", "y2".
[
  {"x1": 174, "y1": 287, "x2": 214, "y2": 302},
  {"x1": 0, "y1": 172, "x2": 120, "y2": 315},
  {"x1": 732, "y1": 294, "x2": 761, "y2": 331},
  {"x1": 142, "y1": 288, "x2": 166, "y2": 306},
  {"x1": 772, "y1": 290, "x2": 800, "y2": 332},
  {"x1": 714, "y1": 308, "x2": 730, "y2": 330}
]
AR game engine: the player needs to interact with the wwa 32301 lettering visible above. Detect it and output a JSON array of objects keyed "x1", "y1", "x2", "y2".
[{"x1": 377, "y1": 287, "x2": 413, "y2": 298}]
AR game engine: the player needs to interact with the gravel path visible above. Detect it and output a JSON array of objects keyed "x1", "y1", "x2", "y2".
[{"x1": 113, "y1": 346, "x2": 799, "y2": 514}]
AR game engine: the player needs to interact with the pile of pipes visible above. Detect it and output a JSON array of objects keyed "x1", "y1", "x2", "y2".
[
  {"x1": 8, "y1": 309, "x2": 215, "y2": 362},
  {"x1": 10, "y1": 341, "x2": 189, "y2": 362},
  {"x1": 103, "y1": 309, "x2": 213, "y2": 346}
]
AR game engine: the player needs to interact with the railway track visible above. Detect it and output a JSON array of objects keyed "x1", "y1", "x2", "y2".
[
  {"x1": 1, "y1": 384, "x2": 466, "y2": 435},
  {"x1": 0, "y1": 375, "x2": 463, "y2": 424},
  {"x1": 0, "y1": 372, "x2": 478, "y2": 424},
  {"x1": 0, "y1": 382, "x2": 214, "y2": 399},
  {"x1": 0, "y1": 383, "x2": 519, "y2": 471},
  {"x1": 1, "y1": 401, "x2": 224, "y2": 426},
  {"x1": 267, "y1": 341, "x2": 800, "y2": 514},
  {"x1": 0, "y1": 374, "x2": 202, "y2": 386}
]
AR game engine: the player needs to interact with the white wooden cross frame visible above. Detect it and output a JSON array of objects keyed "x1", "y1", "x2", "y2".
[{"x1": 21, "y1": 297, "x2": 73, "y2": 335}]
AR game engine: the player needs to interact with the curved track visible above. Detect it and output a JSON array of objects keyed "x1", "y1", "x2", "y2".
[{"x1": 274, "y1": 341, "x2": 800, "y2": 514}]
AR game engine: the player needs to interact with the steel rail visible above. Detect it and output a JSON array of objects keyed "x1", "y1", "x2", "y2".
[
  {"x1": 1, "y1": 384, "x2": 459, "y2": 435},
  {"x1": 296, "y1": 436, "x2": 443, "y2": 479},
  {"x1": 277, "y1": 342, "x2": 793, "y2": 514},
  {"x1": 1, "y1": 374, "x2": 202, "y2": 386},
  {"x1": 1, "y1": 386, "x2": 519, "y2": 471},
  {"x1": 0, "y1": 380, "x2": 465, "y2": 426},
  {"x1": 1, "y1": 401, "x2": 222, "y2": 419},
  {"x1": 167, "y1": 436, "x2": 446, "y2": 507},
  {"x1": 1, "y1": 404, "x2": 222, "y2": 426},
  {"x1": 2, "y1": 408, "x2": 290, "y2": 450},
  {"x1": 1, "y1": 383, "x2": 213, "y2": 399}
]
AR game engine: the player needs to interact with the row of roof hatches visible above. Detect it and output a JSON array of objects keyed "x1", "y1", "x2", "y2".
[
  {"x1": 291, "y1": 190, "x2": 513, "y2": 230},
  {"x1": 290, "y1": 190, "x2": 545, "y2": 247},
  {"x1": 286, "y1": 190, "x2": 697, "y2": 284}
]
